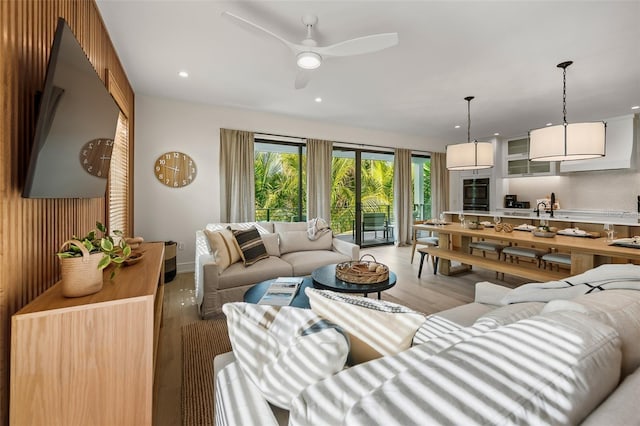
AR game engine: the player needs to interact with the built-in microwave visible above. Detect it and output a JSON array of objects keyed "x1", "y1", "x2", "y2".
[{"x1": 463, "y1": 178, "x2": 490, "y2": 211}]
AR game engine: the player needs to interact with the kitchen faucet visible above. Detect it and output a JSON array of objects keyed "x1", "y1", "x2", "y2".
[{"x1": 534, "y1": 192, "x2": 556, "y2": 218}]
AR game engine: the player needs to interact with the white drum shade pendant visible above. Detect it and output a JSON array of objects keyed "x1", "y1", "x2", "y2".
[
  {"x1": 529, "y1": 61, "x2": 606, "y2": 162},
  {"x1": 446, "y1": 96, "x2": 494, "y2": 171}
]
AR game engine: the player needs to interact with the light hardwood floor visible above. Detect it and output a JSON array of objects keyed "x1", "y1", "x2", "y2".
[{"x1": 152, "y1": 244, "x2": 529, "y2": 425}]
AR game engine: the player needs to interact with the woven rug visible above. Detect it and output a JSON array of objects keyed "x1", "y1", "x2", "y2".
[{"x1": 182, "y1": 318, "x2": 232, "y2": 426}]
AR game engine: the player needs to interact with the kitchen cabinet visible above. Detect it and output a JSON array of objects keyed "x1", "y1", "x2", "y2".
[
  {"x1": 560, "y1": 115, "x2": 636, "y2": 172},
  {"x1": 504, "y1": 137, "x2": 557, "y2": 177}
]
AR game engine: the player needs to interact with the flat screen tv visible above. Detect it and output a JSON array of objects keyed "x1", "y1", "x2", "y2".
[{"x1": 22, "y1": 18, "x2": 120, "y2": 198}]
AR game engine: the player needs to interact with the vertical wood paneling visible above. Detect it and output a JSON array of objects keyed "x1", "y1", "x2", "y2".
[{"x1": 0, "y1": 1, "x2": 134, "y2": 423}]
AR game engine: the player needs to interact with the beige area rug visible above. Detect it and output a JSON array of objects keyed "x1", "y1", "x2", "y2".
[{"x1": 182, "y1": 318, "x2": 232, "y2": 426}]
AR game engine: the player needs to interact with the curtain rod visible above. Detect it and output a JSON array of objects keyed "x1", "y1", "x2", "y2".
[{"x1": 254, "y1": 132, "x2": 434, "y2": 156}]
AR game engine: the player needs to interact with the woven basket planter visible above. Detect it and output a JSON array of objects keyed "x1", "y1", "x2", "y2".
[
  {"x1": 59, "y1": 239, "x2": 104, "y2": 297},
  {"x1": 335, "y1": 254, "x2": 389, "y2": 284}
]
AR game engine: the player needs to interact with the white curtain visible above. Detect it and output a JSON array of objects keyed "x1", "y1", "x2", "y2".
[
  {"x1": 431, "y1": 152, "x2": 449, "y2": 218},
  {"x1": 220, "y1": 129, "x2": 255, "y2": 222},
  {"x1": 306, "y1": 139, "x2": 333, "y2": 224},
  {"x1": 393, "y1": 148, "x2": 413, "y2": 246}
]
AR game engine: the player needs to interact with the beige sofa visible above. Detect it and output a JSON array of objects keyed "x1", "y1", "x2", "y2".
[
  {"x1": 214, "y1": 275, "x2": 640, "y2": 425},
  {"x1": 195, "y1": 221, "x2": 359, "y2": 319}
]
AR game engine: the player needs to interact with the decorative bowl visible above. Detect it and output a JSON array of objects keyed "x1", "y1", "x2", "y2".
[{"x1": 123, "y1": 252, "x2": 144, "y2": 266}]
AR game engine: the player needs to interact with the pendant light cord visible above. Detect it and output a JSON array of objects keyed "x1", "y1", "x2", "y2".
[
  {"x1": 562, "y1": 65, "x2": 567, "y2": 125},
  {"x1": 464, "y1": 95, "x2": 474, "y2": 143}
]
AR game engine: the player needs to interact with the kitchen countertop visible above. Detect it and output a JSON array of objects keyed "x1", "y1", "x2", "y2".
[{"x1": 444, "y1": 209, "x2": 640, "y2": 226}]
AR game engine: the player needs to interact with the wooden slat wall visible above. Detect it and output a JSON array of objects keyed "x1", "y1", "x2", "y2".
[{"x1": 0, "y1": 0, "x2": 134, "y2": 422}]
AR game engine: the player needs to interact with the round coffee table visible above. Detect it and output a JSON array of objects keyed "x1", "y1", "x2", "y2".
[
  {"x1": 243, "y1": 277, "x2": 313, "y2": 308},
  {"x1": 311, "y1": 264, "x2": 396, "y2": 299}
]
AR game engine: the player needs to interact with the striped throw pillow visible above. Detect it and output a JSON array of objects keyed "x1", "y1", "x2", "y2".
[{"x1": 230, "y1": 226, "x2": 269, "y2": 266}]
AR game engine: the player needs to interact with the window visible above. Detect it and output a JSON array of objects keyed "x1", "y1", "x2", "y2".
[
  {"x1": 254, "y1": 141, "x2": 306, "y2": 222},
  {"x1": 411, "y1": 155, "x2": 431, "y2": 220}
]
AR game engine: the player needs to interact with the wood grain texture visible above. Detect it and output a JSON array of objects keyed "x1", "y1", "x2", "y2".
[
  {"x1": 0, "y1": 0, "x2": 134, "y2": 422},
  {"x1": 10, "y1": 243, "x2": 163, "y2": 425}
]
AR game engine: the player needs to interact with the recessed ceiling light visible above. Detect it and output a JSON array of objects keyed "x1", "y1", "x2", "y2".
[
  {"x1": 178, "y1": 71, "x2": 189, "y2": 78},
  {"x1": 494, "y1": 133, "x2": 500, "y2": 136},
  {"x1": 454, "y1": 125, "x2": 461, "y2": 129},
  {"x1": 546, "y1": 122, "x2": 553, "y2": 126},
  {"x1": 632, "y1": 105, "x2": 640, "y2": 110},
  {"x1": 315, "y1": 97, "x2": 322, "y2": 103}
]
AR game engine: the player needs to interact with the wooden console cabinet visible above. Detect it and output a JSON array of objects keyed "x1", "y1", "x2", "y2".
[{"x1": 10, "y1": 242, "x2": 165, "y2": 425}]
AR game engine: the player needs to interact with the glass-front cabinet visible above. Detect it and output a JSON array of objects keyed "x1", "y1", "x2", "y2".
[{"x1": 504, "y1": 137, "x2": 556, "y2": 177}]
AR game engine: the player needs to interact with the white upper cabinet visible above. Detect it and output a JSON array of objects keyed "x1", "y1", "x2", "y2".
[
  {"x1": 560, "y1": 114, "x2": 637, "y2": 172},
  {"x1": 503, "y1": 137, "x2": 557, "y2": 178}
]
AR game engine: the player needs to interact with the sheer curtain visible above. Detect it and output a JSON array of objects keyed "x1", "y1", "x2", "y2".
[
  {"x1": 220, "y1": 129, "x2": 255, "y2": 222},
  {"x1": 393, "y1": 148, "x2": 413, "y2": 246},
  {"x1": 431, "y1": 152, "x2": 450, "y2": 218},
  {"x1": 306, "y1": 139, "x2": 333, "y2": 224}
]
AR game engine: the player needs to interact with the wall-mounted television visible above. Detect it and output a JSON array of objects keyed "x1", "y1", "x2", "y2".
[{"x1": 22, "y1": 17, "x2": 120, "y2": 198}]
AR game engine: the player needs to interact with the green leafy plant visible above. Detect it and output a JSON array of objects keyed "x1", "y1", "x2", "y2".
[{"x1": 57, "y1": 221, "x2": 131, "y2": 279}]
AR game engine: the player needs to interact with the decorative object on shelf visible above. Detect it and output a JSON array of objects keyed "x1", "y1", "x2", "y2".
[
  {"x1": 124, "y1": 236, "x2": 144, "y2": 251},
  {"x1": 529, "y1": 61, "x2": 606, "y2": 162},
  {"x1": 154, "y1": 151, "x2": 197, "y2": 187},
  {"x1": 56, "y1": 221, "x2": 132, "y2": 297},
  {"x1": 446, "y1": 96, "x2": 494, "y2": 170},
  {"x1": 336, "y1": 254, "x2": 389, "y2": 284},
  {"x1": 123, "y1": 252, "x2": 145, "y2": 266},
  {"x1": 79, "y1": 138, "x2": 114, "y2": 178}
]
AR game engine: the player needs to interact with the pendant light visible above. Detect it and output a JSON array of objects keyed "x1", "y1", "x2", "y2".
[
  {"x1": 446, "y1": 96, "x2": 493, "y2": 171},
  {"x1": 529, "y1": 61, "x2": 606, "y2": 161}
]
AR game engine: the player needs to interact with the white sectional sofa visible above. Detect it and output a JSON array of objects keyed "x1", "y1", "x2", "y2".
[
  {"x1": 195, "y1": 221, "x2": 359, "y2": 319},
  {"x1": 214, "y1": 264, "x2": 640, "y2": 425}
]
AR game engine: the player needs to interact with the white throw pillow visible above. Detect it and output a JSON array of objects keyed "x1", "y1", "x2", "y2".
[
  {"x1": 306, "y1": 288, "x2": 426, "y2": 364},
  {"x1": 261, "y1": 233, "x2": 280, "y2": 257},
  {"x1": 222, "y1": 302, "x2": 349, "y2": 409},
  {"x1": 279, "y1": 230, "x2": 332, "y2": 254},
  {"x1": 543, "y1": 289, "x2": 640, "y2": 377}
]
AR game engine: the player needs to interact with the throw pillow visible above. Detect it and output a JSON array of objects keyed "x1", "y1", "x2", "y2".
[
  {"x1": 279, "y1": 230, "x2": 332, "y2": 255},
  {"x1": 543, "y1": 289, "x2": 640, "y2": 377},
  {"x1": 306, "y1": 288, "x2": 426, "y2": 364},
  {"x1": 203, "y1": 228, "x2": 241, "y2": 273},
  {"x1": 229, "y1": 226, "x2": 269, "y2": 266},
  {"x1": 261, "y1": 233, "x2": 280, "y2": 257},
  {"x1": 222, "y1": 302, "x2": 349, "y2": 409}
]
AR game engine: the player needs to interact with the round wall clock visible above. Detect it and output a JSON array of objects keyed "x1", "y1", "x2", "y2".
[
  {"x1": 154, "y1": 151, "x2": 197, "y2": 188},
  {"x1": 79, "y1": 138, "x2": 114, "y2": 178}
]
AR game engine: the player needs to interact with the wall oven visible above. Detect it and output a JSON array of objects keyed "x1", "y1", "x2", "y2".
[{"x1": 463, "y1": 178, "x2": 490, "y2": 211}]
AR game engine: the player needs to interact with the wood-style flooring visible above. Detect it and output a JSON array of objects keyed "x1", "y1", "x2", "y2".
[{"x1": 152, "y1": 244, "x2": 529, "y2": 426}]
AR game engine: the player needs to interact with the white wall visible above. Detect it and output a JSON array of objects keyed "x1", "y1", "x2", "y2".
[{"x1": 134, "y1": 94, "x2": 439, "y2": 272}]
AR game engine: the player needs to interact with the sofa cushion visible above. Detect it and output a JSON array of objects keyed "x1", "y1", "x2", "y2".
[
  {"x1": 307, "y1": 288, "x2": 426, "y2": 364},
  {"x1": 231, "y1": 227, "x2": 269, "y2": 266},
  {"x1": 206, "y1": 221, "x2": 273, "y2": 234},
  {"x1": 222, "y1": 303, "x2": 349, "y2": 410},
  {"x1": 279, "y1": 231, "x2": 332, "y2": 255},
  {"x1": 475, "y1": 301, "x2": 545, "y2": 327},
  {"x1": 581, "y1": 364, "x2": 640, "y2": 425},
  {"x1": 341, "y1": 311, "x2": 621, "y2": 426},
  {"x1": 204, "y1": 229, "x2": 241, "y2": 273},
  {"x1": 543, "y1": 289, "x2": 640, "y2": 377},
  {"x1": 280, "y1": 250, "x2": 351, "y2": 276},
  {"x1": 218, "y1": 257, "x2": 293, "y2": 290},
  {"x1": 261, "y1": 233, "x2": 280, "y2": 257},
  {"x1": 273, "y1": 222, "x2": 307, "y2": 233}
]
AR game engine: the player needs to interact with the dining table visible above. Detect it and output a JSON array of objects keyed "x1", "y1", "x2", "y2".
[{"x1": 413, "y1": 222, "x2": 640, "y2": 276}]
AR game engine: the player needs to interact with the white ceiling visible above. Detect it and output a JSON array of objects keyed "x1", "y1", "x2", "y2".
[{"x1": 96, "y1": 0, "x2": 640, "y2": 149}]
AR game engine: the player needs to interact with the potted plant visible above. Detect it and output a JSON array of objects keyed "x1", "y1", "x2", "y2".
[{"x1": 57, "y1": 222, "x2": 131, "y2": 297}]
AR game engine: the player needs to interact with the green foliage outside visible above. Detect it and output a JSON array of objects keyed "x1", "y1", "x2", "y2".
[{"x1": 254, "y1": 149, "x2": 431, "y2": 235}]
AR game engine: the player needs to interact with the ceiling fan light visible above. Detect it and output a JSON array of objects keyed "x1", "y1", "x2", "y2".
[
  {"x1": 297, "y1": 51, "x2": 321, "y2": 69},
  {"x1": 446, "y1": 141, "x2": 494, "y2": 170}
]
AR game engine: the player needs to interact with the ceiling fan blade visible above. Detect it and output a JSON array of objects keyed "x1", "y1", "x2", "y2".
[
  {"x1": 318, "y1": 32, "x2": 399, "y2": 57},
  {"x1": 295, "y1": 69, "x2": 312, "y2": 90},
  {"x1": 222, "y1": 11, "x2": 297, "y2": 52}
]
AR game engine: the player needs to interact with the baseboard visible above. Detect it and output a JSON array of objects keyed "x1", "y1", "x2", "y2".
[{"x1": 178, "y1": 262, "x2": 195, "y2": 274}]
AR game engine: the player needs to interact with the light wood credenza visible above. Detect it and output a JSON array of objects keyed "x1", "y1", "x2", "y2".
[{"x1": 10, "y1": 242, "x2": 165, "y2": 425}]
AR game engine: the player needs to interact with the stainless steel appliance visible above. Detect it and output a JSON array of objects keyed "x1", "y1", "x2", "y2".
[{"x1": 463, "y1": 178, "x2": 489, "y2": 211}]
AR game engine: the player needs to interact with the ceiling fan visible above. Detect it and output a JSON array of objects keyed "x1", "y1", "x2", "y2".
[{"x1": 222, "y1": 11, "x2": 399, "y2": 89}]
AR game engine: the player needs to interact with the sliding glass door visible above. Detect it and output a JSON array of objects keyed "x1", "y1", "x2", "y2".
[{"x1": 331, "y1": 148, "x2": 394, "y2": 247}]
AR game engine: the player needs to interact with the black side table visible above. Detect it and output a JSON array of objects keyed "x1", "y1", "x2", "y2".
[{"x1": 311, "y1": 264, "x2": 397, "y2": 299}]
